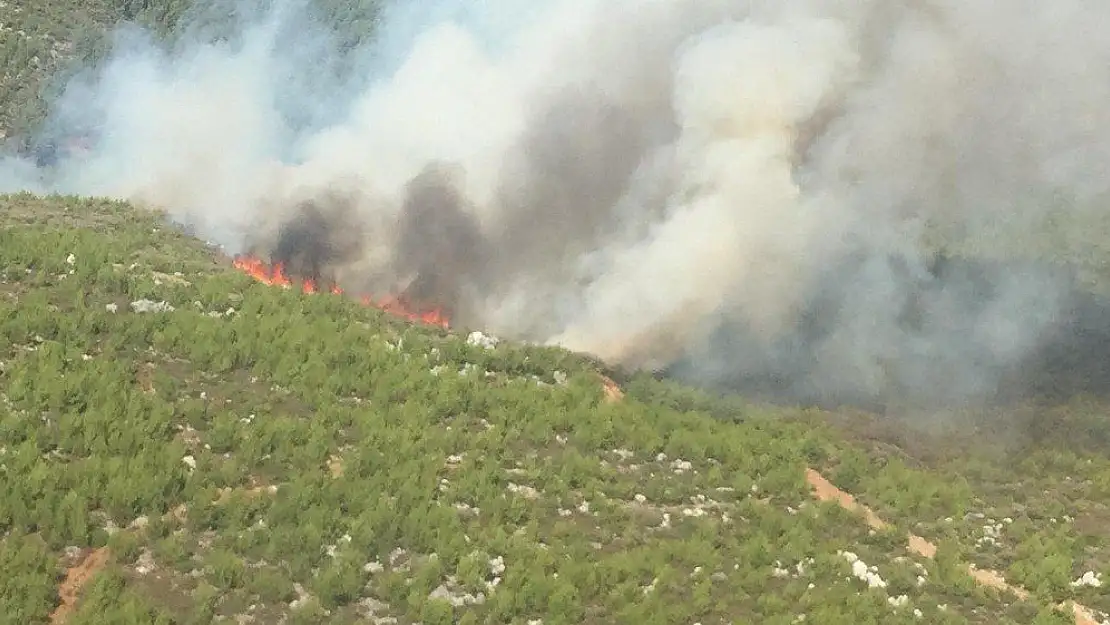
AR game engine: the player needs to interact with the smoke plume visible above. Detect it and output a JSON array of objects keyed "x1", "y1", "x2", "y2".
[{"x1": 6, "y1": 0, "x2": 1110, "y2": 409}]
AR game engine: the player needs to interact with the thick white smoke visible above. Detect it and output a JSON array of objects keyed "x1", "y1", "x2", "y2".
[
  {"x1": 551, "y1": 16, "x2": 861, "y2": 365},
  {"x1": 6, "y1": 0, "x2": 1110, "y2": 407}
]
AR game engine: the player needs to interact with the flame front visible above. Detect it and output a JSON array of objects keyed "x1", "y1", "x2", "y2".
[{"x1": 232, "y1": 254, "x2": 450, "y2": 329}]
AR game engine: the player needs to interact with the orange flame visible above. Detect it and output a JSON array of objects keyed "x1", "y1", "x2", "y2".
[{"x1": 232, "y1": 254, "x2": 450, "y2": 329}]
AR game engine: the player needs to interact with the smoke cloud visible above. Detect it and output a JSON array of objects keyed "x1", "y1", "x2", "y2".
[{"x1": 6, "y1": 0, "x2": 1110, "y2": 409}]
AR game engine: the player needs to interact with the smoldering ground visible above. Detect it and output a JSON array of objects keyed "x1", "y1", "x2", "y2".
[{"x1": 6, "y1": 0, "x2": 1110, "y2": 411}]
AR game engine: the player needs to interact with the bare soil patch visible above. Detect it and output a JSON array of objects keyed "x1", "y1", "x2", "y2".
[
  {"x1": 600, "y1": 374, "x2": 624, "y2": 402},
  {"x1": 49, "y1": 547, "x2": 110, "y2": 624},
  {"x1": 805, "y1": 467, "x2": 1099, "y2": 625}
]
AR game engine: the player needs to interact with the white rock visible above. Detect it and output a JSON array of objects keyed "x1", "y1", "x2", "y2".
[
  {"x1": 489, "y1": 556, "x2": 506, "y2": 576},
  {"x1": 466, "y1": 331, "x2": 499, "y2": 349},
  {"x1": 507, "y1": 483, "x2": 540, "y2": 499},
  {"x1": 130, "y1": 299, "x2": 175, "y2": 313},
  {"x1": 1071, "y1": 571, "x2": 1103, "y2": 588},
  {"x1": 839, "y1": 551, "x2": 886, "y2": 589},
  {"x1": 134, "y1": 549, "x2": 156, "y2": 575}
]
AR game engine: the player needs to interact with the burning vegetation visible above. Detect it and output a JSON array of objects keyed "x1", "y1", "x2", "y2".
[
  {"x1": 232, "y1": 169, "x2": 1110, "y2": 412},
  {"x1": 231, "y1": 253, "x2": 451, "y2": 328},
  {"x1": 227, "y1": 169, "x2": 479, "y2": 330},
  {"x1": 227, "y1": 163, "x2": 493, "y2": 333}
]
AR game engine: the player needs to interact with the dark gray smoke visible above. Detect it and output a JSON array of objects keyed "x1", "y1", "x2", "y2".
[
  {"x1": 392, "y1": 163, "x2": 487, "y2": 321},
  {"x1": 266, "y1": 195, "x2": 366, "y2": 284}
]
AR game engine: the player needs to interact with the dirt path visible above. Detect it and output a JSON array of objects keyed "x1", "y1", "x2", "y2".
[
  {"x1": 599, "y1": 374, "x2": 624, "y2": 402},
  {"x1": 805, "y1": 468, "x2": 1100, "y2": 625},
  {"x1": 597, "y1": 376, "x2": 1101, "y2": 624},
  {"x1": 49, "y1": 547, "x2": 110, "y2": 624}
]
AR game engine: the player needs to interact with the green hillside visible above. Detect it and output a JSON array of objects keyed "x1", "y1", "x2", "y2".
[
  {"x1": 1, "y1": 193, "x2": 1108, "y2": 625},
  {"x1": 1, "y1": 2, "x2": 1110, "y2": 624},
  {"x1": 0, "y1": 0, "x2": 180, "y2": 139},
  {"x1": 0, "y1": 0, "x2": 383, "y2": 142}
]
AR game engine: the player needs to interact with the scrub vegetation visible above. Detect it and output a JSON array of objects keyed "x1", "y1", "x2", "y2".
[
  {"x1": 0, "y1": 1, "x2": 1108, "y2": 624},
  {"x1": 1, "y1": 193, "x2": 1108, "y2": 625}
]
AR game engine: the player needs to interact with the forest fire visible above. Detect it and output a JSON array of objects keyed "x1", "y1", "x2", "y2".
[{"x1": 231, "y1": 254, "x2": 450, "y2": 329}]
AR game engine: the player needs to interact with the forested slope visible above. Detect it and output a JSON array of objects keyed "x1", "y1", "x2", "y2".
[
  {"x1": 1, "y1": 1, "x2": 1109, "y2": 624},
  {"x1": 1, "y1": 194, "x2": 1108, "y2": 624},
  {"x1": 0, "y1": 0, "x2": 382, "y2": 140}
]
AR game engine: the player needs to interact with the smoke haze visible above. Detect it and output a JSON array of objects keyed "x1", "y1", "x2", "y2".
[{"x1": 6, "y1": 0, "x2": 1110, "y2": 409}]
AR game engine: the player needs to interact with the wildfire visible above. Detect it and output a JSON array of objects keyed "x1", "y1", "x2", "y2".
[{"x1": 232, "y1": 254, "x2": 450, "y2": 329}]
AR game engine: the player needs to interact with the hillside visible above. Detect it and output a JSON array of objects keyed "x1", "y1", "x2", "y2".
[
  {"x1": 0, "y1": 0, "x2": 383, "y2": 143},
  {"x1": 0, "y1": 0, "x2": 178, "y2": 140},
  {"x1": 1, "y1": 193, "x2": 1108, "y2": 625}
]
